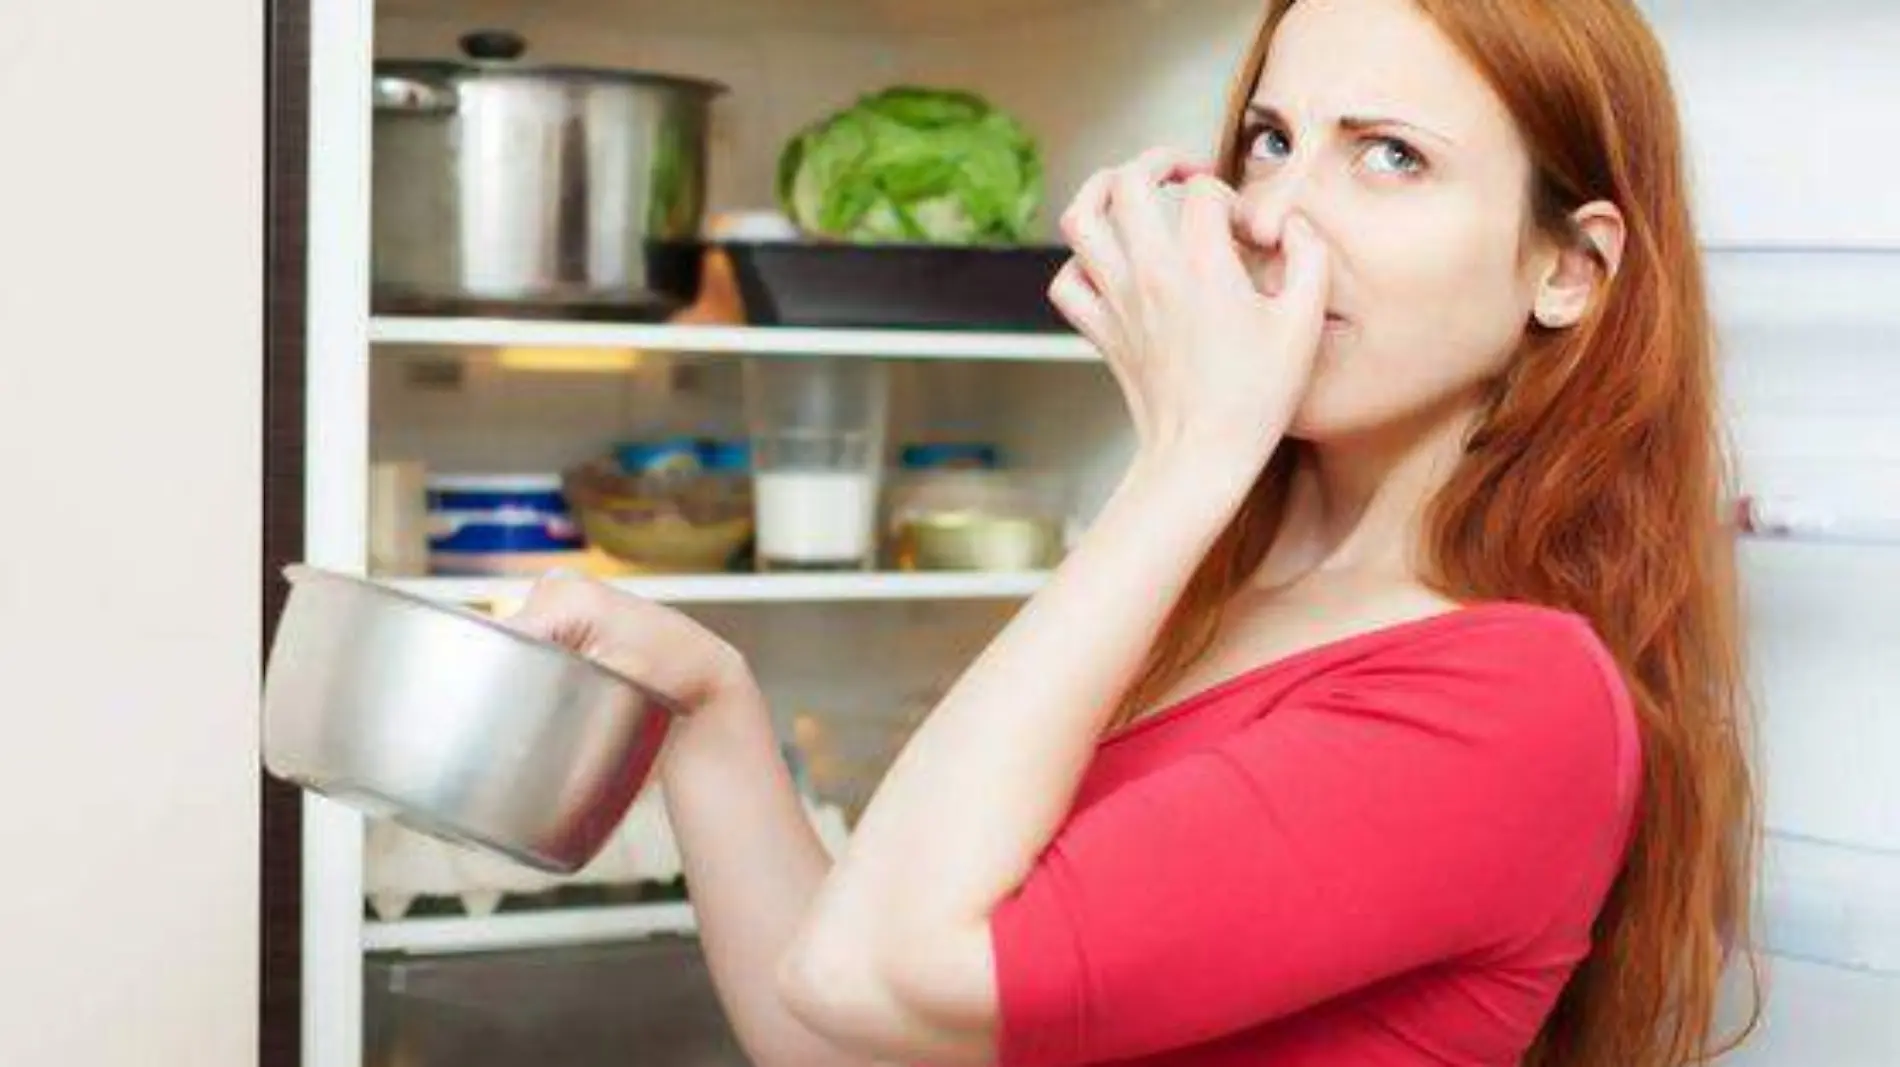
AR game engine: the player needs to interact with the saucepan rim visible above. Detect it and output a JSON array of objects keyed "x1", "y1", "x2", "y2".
[{"x1": 280, "y1": 563, "x2": 678, "y2": 713}]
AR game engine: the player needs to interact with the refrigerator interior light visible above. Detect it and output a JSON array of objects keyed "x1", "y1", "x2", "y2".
[{"x1": 495, "y1": 347, "x2": 646, "y2": 374}]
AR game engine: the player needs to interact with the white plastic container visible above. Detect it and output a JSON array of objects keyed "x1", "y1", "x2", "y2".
[{"x1": 368, "y1": 460, "x2": 430, "y2": 576}]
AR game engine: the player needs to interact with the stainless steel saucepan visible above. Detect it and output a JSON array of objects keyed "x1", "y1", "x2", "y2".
[
  {"x1": 371, "y1": 29, "x2": 726, "y2": 319},
  {"x1": 261, "y1": 565, "x2": 675, "y2": 874}
]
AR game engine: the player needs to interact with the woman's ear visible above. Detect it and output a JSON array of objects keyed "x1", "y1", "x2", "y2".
[{"x1": 1533, "y1": 200, "x2": 1626, "y2": 329}]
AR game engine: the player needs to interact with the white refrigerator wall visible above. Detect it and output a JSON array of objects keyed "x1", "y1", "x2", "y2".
[
  {"x1": 360, "y1": 0, "x2": 1900, "y2": 1061},
  {"x1": 1642, "y1": 0, "x2": 1900, "y2": 249},
  {"x1": 0, "y1": 1, "x2": 262, "y2": 1065}
]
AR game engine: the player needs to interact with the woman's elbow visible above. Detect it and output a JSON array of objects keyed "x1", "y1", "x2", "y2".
[
  {"x1": 776, "y1": 927, "x2": 999, "y2": 1066},
  {"x1": 774, "y1": 939, "x2": 865, "y2": 1045}
]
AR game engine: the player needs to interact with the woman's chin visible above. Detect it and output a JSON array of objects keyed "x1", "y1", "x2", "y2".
[{"x1": 1285, "y1": 360, "x2": 1373, "y2": 444}]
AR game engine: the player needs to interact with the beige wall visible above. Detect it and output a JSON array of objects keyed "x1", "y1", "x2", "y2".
[{"x1": 0, "y1": 2, "x2": 261, "y2": 1065}]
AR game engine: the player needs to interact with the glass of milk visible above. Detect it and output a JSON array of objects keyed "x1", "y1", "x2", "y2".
[{"x1": 744, "y1": 358, "x2": 890, "y2": 571}]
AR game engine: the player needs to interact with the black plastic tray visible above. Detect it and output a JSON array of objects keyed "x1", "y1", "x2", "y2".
[{"x1": 721, "y1": 241, "x2": 1075, "y2": 333}]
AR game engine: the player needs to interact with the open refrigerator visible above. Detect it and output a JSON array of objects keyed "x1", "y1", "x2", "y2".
[{"x1": 273, "y1": 0, "x2": 1900, "y2": 1063}]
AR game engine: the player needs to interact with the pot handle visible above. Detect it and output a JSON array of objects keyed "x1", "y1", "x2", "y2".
[
  {"x1": 373, "y1": 75, "x2": 458, "y2": 116},
  {"x1": 460, "y1": 29, "x2": 527, "y2": 62}
]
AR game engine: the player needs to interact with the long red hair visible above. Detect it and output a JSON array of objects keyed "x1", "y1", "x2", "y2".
[{"x1": 1116, "y1": 2, "x2": 1761, "y2": 1063}]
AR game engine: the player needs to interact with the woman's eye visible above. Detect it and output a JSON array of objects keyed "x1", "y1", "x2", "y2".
[
  {"x1": 1362, "y1": 137, "x2": 1425, "y2": 176},
  {"x1": 1248, "y1": 126, "x2": 1293, "y2": 162}
]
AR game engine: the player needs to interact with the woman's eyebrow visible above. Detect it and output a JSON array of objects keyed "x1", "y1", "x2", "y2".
[
  {"x1": 1339, "y1": 114, "x2": 1459, "y2": 150},
  {"x1": 1246, "y1": 101, "x2": 1459, "y2": 150}
]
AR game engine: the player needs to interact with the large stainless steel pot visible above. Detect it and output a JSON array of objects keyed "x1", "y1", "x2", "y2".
[
  {"x1": 372, "y1": 30, "x2": 725, "y2": 319},
  {"x1": 262, "y1": 565, "x2": 676, "y2": 874}
]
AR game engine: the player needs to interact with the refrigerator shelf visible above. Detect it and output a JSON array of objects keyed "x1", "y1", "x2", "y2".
[
  {"x1": 1735, "y1": 495, "x2": 1900, "y2": 548},
  {"x1": 1758, "y1": 830, "x2": 1900, "y2": 977},
  {"x1": 1740, "y1": 533, "x2": 1900, "y2": 550},
  {"x1": 365, "y1": 902, "x2": 697, "y2": 956}
]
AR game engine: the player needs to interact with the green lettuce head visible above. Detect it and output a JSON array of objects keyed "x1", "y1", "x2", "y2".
[{"x1": 776, "y1": 86, "x2": 1043, "y2": 245}]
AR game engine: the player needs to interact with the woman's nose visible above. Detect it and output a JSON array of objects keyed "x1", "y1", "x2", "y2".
[
  {"x1": 1234, "y1": 177, "x2": 1302, "y2": 248},
  {"x1": 1232, "y1": 180, "x2": 1307, "y2": 296},
  {"x1": 1231, "y1": 181, "x2": 1292, "y2": 290}
]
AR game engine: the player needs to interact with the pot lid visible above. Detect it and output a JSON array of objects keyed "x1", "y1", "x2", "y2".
[{"x1": 376, "y1": 29, "x2": 727, "y2": 95}]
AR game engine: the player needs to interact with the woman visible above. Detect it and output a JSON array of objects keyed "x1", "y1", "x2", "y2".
[{"x1": 509, "y1": 0, "x2": 1759, "y2": 1063}]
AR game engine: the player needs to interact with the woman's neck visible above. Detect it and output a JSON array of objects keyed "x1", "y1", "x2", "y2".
[{"x1": 1255, "y1": 400, "x2": 1484, "y2": 593}]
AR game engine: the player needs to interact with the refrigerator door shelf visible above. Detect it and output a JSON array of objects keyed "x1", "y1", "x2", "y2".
[{"x1": 1759, "y1": 830, "x2": 1900, "y2": 977}]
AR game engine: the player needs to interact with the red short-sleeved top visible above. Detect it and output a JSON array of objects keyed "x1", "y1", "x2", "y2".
[{"x1": 988, "y1": 602, "x2": 1641, "y2": 1067}]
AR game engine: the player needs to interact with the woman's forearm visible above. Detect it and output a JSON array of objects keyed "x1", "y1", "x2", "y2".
[
  {"x1": 657, "y1": 678, "x2": 876, "y2": 1067},
  {"x1": 777, "y1": 447, "x2": 1265, "y2": 1061}
]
